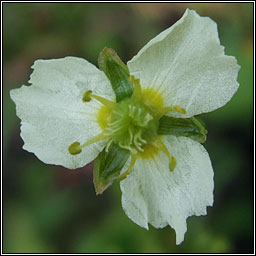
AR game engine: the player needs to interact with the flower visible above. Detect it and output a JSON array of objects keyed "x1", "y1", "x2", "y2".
[{"x1": 10, "y1": 9, "x2": 240, "y2": 245}]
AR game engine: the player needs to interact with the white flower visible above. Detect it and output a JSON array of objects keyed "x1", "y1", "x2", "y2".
[{"x1": 10, "y1": 9, "x2": 240, "y2": 245}]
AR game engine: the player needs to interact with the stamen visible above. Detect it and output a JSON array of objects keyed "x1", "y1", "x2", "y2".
[
  {"x1": 157, "y1": 106, "x2": 174, "y2": 117},
  {"x1": 68, "y1": 133, "x2": 106, "y2": 155},
  {"x1": 173, "y1": 105, "x2": 186, "y2": 114},
  {"x1": 82, "y1": 90, "x2": 116, "y2": 109},
  {"x1": 118, "y1": 155, "x2": 137, "y2": 180},
  {"x1": 156, "y1": 105, "x2": 186, "y2": 117},
  {"x1": 155, "y1": 139, "x2": 177, "y2": 172},
  {"x1": 80, "y1": 133, "x2": 106, "y2": 148},
  {"x1": 130, "y1": 76, "x2": 142, "y2": 99},
  {"x1": 169, "y1": 156, "x2": 176, "y2": 172}
]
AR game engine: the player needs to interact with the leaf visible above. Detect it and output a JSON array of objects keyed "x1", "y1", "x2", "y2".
[
  {"x1": 93, "y1": 142, "x2": 130, "y2": 195},
  {"x1": 98, "y1": 47, "x2": 133, "y2": 102},
  {"x1": 158, "y1": 116, "x2": 208, "y2": 143}
]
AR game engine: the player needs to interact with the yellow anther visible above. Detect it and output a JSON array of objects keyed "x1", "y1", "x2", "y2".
[
  {"x1": 169, "y1": 156, "x2": 176, "y2": 172},
  {"x1": 173, "y1": 105, "x2": 186, "y2": 114},
  {"x1": 82, "y1": 90, "x2": 93, "y2": 102},
  {"x1": 68, "y1": 142, "x2": 82, "y2": 155},
  {"x1": 154, "y1": 138, "x2": 177, "y2": 172}
]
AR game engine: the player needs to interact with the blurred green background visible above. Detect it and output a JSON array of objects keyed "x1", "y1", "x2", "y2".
[{"x1": 3, "y1": 3, "x2": 253, "y2": 253}]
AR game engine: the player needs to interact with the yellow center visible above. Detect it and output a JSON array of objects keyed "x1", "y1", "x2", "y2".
[
  {"x1": 142, "y1": 88, "x2": 164, "y2": 109},
  {"x1": 97, "y1": 105, "x2": 112, "y2": 130}
]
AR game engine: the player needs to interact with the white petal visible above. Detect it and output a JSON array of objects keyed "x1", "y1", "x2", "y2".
[
  {"x1": 120, "y1": 136, "x2": 214, "y2": 245},
  {"x1": 128, "y1": 9, "x2": 240, "y2": 117},
  {"x1": 10, "y1": 57, "x2": 115, "y2": 169}
]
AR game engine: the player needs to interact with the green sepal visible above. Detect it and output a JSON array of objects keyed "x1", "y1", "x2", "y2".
[
  {"x1": 93, "y1": 142, "x2": 130, "y2": 195},
  {"x1": 158, "y1": 116, "x2": 208, "y2": 143},
  {"x1": 98, "y1": 47, "x2": 133, "y2": 102}
]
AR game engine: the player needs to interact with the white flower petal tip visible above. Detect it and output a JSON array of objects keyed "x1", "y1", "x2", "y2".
[
  {"x1": 10, "y1": 57, "x2": 114, "y2": 169},
  {"x1": 120, "y1": 136, "x2": 214, "y2": 245},
  {"x1": 127, "y1": 8, "x2": 240, "y2": 118}
]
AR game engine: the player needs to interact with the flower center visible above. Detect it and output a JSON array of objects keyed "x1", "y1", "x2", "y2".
[
  {"x1": 104, "y1": 98, "x2": 157, "y2": 154},
  {"x1": 68, "y1": 76, "x2": 186, "y2": 176},
  {"x1": 96, "y1": 76, "x2": 173, "y2": 157}
]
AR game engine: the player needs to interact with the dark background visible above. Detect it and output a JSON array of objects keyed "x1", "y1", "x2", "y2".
[{"x1": 3, "y1": 3, "x2": 253, "y2": 253}]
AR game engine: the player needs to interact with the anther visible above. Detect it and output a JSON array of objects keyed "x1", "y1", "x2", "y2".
[
  {"x1": 169, "y1": 156, "x2": 176, "y2": 172},
  {"x1": 155, "y1": 139, "x2": 177, "y2": 172},
  {"x1": 68, "y1": 142, "x2": 82, "y2": 155},
  {"x1": 82, "y1": 90, "x2": 93, "y2": 102},
  {"x1": 173, "y1": 105, "x2": 186, "y2": 114}
]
